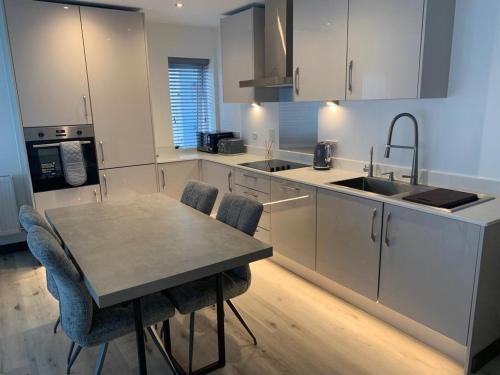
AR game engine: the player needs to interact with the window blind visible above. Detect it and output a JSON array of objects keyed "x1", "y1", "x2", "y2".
[{"x1": 168, "y1": 57, "x2": 215, "y2": 149}]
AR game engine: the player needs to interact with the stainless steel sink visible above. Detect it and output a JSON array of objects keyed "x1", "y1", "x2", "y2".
[{"x1": 329, "y1": 176, "x2": 418, "y2": 196}]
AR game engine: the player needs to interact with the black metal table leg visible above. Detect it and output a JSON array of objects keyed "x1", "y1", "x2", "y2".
[
  {"x1": 215, "y1": 273, "x2": 226, "y2": 367},
  {"x1": 133, "y1": 298, "x2": 148, "y2": 375}
]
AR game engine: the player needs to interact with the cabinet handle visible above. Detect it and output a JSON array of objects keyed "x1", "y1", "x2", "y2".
[
  {"x1": 243, "y1": 174, "x2": 258, "y2": 180},
  {"x1": 294, "y1": 67, "x2": 300, "y2": 96},
  {"x1": 99, "y1": 141, "x2": 105, "y2": 165},
  {"x1": 83, "y1": 95, "x2": 89, "y2": 121},
  {"x1": 228, "y1": 171, "x2": 233, "y2": 192},
  {"x1": 370, "y1": 208, "x2": 377, "y2": 242},
  {"x1": 161, "y1": 168, "x2": 166, "y2": 189},
  {"x1": 244, "y1": 191, "x2": 259, "y2": 199},
  {"x1": 281, "y1": 185, "x2": 300, "y2": 192},
  {"x1": 384, "y1": 212, "x2": 391, "y2": 247},
  {"x1": 102, "y1": 173, "x2": 108, "y2": 197},
  {"x1": 93, "y1": 189, "x2": 98, "y2": 202},
  {"x1": 348, "y1": 60, "x2": 353, "y2": 94}
]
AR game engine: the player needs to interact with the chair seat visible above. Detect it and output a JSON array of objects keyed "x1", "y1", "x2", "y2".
[
  {"x1": 71, "y1": 293, "x2": 175, "y2": 347},
  {"x1": 165, "y1": 271, "x2": 249, "y2": 315}
]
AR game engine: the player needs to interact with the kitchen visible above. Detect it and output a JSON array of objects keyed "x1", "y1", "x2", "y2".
[{"x1": 1, "y1": 0, "x2": 500, "y2": 374}]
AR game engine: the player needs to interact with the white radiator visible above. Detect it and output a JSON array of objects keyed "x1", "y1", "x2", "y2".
[{"x1": 0, "y1": 176, "x2": 20, "y2": 236}]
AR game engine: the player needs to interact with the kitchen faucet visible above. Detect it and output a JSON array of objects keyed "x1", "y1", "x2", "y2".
[{"x1": 384, "y1": 113, "x2": 419, "y2": 185}]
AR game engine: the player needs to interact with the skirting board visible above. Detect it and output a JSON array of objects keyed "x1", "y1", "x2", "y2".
[{"x1": 269, "y1": 252, "x2": 466, "y2": 365}]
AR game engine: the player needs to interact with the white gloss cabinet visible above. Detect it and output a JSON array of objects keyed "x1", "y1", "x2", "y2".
[
  {"x1": 80, "y1": 7, "x2": 155, "y2": 169},
  {"x1": 201, "y1": 161, "x2": 234, "y2": 214},
  {"x1": 293, "y1": 0, "x2": 348, "y2": 101},
  {"x1": 158, "y1": 161, "x2": 200, "y2": 200},
  {"x1": 34, "y1": 185, "x2": 101, "y2": 215},
  {"x1": 5, "y1": 0, "x2": 92, "y2": 127},
  {"x1": 100, "y1": 164, "x2": 158, "y2": 202}
]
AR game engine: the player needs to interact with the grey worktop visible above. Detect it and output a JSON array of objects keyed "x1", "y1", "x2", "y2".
[{"x1": 45, "y1": 194, "x2": 273, "y2": 308}]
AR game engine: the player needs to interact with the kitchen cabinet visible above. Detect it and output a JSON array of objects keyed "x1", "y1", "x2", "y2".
[
  {"x1": 293, "y1": 0, "x2": 348, "y2": 101},
  {"x1": 234, "y1": 169, "x2": 271, "y2": 194},
  {"x1": 270, "y1": 178, "x2": 316, "y2": 270},
  {"x1": 346, "y1": 0, "x2": 455, "y2": 99},
  {"x1": 201, "y1": 161, "x2": 234, "y2": 214},
  {"x1": 220, "y1": 7, "x2": 277, "y2": 103},
  {"x1": 158, "y1": 160, "x2": 200, "y2": 200},
  {"x1": 378, "y1": 204, "x2": 480, "y2": 344},
  {"x1": 233, "y1": 184, "x2": 271, "y2": 230},
  {"x1": 80, "y1": 7, "x2": 155, "y2": 169},
  {"x1": 34, "y1": 185, "x2": 101, "y2": 215},
  {"x1": 316, "y1": 189, "x2": 383, "y2": 301},
  {"x1": 100, "y1": 164, "x2": 157, "y2": 202},
  {"x1": 5, "y1": 0, "x2": 92, "y2": 127}
]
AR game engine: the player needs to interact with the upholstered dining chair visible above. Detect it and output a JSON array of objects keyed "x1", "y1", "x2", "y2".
[
  {"x1": 27, "y1": 225, "x2": 176, "y2": 375},
  {"x1": 180, "y1": 180, "x2": 219, "y2": 215},
  {"x1": 165, "y1": 193, "x2": 263, "y2": 373},
  {"x1": 18, "y1": 205, "x2": 62, "y2": 334}
]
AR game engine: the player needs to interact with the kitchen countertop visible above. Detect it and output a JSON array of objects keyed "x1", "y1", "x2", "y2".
[{"x1": 157, "y1": 150, "x2": 500, "y2": 227}]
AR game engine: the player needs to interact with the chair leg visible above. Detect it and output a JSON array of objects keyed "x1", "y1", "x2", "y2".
[
  {"x1": 188, "y1": 312, "x2": 195, "y2": 374},
  {"x1": 93, "y1": 343, "x2": 108, "y2": 375},
  {"x1": 67, "y1": 341, "x2": 75, "y2": 365},
  {"x1": 53, "y1": 316, "x2": 60, "y2": 334},
  {"x1": 66, "y1": 345, "x2": 82, "y2": 374},
  {"x1": 163, "y1": 320, "x2": 171, "y2": 354},
  {"x1": 226, "y1": 300, "x2": 257, "y2": 345}
]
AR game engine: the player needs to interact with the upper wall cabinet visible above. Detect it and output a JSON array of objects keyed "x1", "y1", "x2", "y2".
[
  {"x1": 221, "y1": 7, "x2": 277, "y2": 103},
  {"x1": 80, "y1": 7, "x2": 155, "y2": 169},
  {"x1": 5, "y1": 0, "x2": 92, "y2": 127},
  {"x1": 293, "y1": 0, "x2": 348, "y2": 101},
  {"x1": 347, "y1": 0, "x2": 456, "y2": 100}
]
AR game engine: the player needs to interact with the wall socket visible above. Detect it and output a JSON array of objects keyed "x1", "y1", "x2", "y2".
[{"x1": 252, "y1": 132, "x2": 258, "y2": 141}]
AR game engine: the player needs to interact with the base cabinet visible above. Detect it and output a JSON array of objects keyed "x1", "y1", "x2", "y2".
[
  {"x1": 34, "y1": 185, "x2": 101, "y2": 214},
  {"x1": 316, "y1": 189, "x2": 382, "y2": 301},
  {"x1": 270, "y1": 178, "x2": 316, "y2": 270},
  {"x1": 201, "y1": 161, "x2": 234, "y2": 214},
  {"x1": 100, "y1": 164, "x2": 157, "y2": 202},
  {"x1": 158, "y1": 161, "x2": 200, "y2": 200},
  {"x1": 379, "y1": 204, "x2": 480, "y2": 344}
]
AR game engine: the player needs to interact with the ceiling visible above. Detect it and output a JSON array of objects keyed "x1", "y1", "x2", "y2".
[{"x1": 66, "y1": 0, "x2": 264, "y2": 26}]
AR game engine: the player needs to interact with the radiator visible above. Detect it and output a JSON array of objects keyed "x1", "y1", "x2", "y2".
[{"x1": 0, "y1": 176, "x2": 20, "y2": 236}]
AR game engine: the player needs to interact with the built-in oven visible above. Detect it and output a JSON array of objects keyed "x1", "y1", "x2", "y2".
[{"x1": 24, "y1": 125, "x2": 99, "y2": 193}]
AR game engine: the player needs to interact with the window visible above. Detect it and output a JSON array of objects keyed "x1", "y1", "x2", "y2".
[{"x1": 168, "y1": 57, "x2": 215, "y2": 149}]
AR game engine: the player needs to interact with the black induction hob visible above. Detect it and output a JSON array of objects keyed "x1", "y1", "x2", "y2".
[{"x1": 239, "y1": 159, "x2": 309, "y2": 173}]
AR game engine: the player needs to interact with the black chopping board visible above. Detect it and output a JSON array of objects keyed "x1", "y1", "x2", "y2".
[{"x1": 402, "y1": 188, "x2": 479, "y2": 209}]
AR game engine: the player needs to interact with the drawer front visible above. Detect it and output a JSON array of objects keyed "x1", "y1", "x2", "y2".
[
  {"x1": 255, "y1": 227, "x2": 271, "y2": 244},
  {"x1": 235, "y1": 168, "x2": 270, "y2": 194},
  {"x1": 233, "y1": 185, "x2": 271, "y2": 213}
]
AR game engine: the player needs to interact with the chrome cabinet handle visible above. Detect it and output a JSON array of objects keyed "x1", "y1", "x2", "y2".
[
  {"x1": 93, "y1": 189, "x2": 98, "y2": 202},
  {"x1": 384, "y1": 212, "x2": 391, "y2": 247},
  {"x1": 281, "y1": 185, "x2": 300, "y2": 192},
  {"x1": 102, "y1": 174, "x2": 108, "y2": 197},
  {"x1": 243, "y1": 174, "x2": 257, "y2": 180},
  {"x1": 348, "y1": 60, "x2": 353, "y2": 94},
  {"x1": 99, "y1": 141, "x2": 105, "y2": 165},
  {"x1": 294, "y1": 67, "x2": 300, "y2": 96},
  {"x1": 370, "y1": 208, "x2": 377, "y2": 242},
  {"x1": 228, "y1": 171, "x2": 233, "y2": 192},
  {"x1": 83, "y1": 95, "x2": 89, "y2": 121},
  {"x1": 161, "y1": 168, "x2": 166, "y2": 189}
]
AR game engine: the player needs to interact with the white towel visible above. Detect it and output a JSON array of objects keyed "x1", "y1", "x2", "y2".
[{"x1": 60, "y1": 141, "x2": 87, "y2": 187}]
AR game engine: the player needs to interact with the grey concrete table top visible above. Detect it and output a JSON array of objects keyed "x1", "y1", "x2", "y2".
[{"x1": 45, "y1": 194, "x2": 273, "y2": 308}]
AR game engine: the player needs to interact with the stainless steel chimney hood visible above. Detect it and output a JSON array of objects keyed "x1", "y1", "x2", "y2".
[{"x1": 239, "y1": 0, "x2": 293, "y2": 88}]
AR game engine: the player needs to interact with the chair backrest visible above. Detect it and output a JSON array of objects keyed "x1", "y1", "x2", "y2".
[
  {"x1": 19, "y1": 205, "x2": 62, "y2": 245},
  {"x1": 27, "y1": 226, "x2": 93, "y2": 341},
  {"x1": 180, "y1": 180, "x2": 219, "y2": 215},
  {"x1": 216, "y1": 193, "x2": 263, "y2": 236}
]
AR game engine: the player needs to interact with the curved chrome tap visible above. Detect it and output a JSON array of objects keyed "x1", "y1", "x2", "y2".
[{"x1": 384, "y1": 113, "x2": 419, "y2": 185}]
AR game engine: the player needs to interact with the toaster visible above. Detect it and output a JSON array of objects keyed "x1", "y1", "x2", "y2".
[{"x1": 218, "y1": 138, "x2": 246, "y2": 155}]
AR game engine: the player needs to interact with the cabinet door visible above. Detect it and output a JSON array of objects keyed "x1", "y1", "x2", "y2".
[
  {"x1": 100, "y1": 164, "x2": 157, "y2": 202},
  {"x1": 347, "y1": 0, "x2": 424, "y2": 99},
  {"x1": 270, "y1": 178, "x2": 316, "y2": 270},
  {"x1": 293, "y1": 0, "x2": 348, "y2": 101},
  {"x1": 379, "y1": 204, "x2": 480, "y2": 344},
  {"x1": 34, "y1": 185, "x2": 101, "y2": 214},
  {"x1": 81, "y1": 7, "x2": 155, "y2": 169},
  {"x1": 5, "y1": 0, "x2": 91, "y2": 127},
  {"x1": 201, "y1": 161, "x2": 234, "y2": 214},
  {"x1": 317, "y1": 189, "x2": 382, "y2": 301},
  {"x1": 158, "y1": 161, "x2": 200, "y2": 200}
]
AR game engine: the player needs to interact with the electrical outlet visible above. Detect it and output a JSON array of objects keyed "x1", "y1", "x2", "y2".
[
  {"x1": 268, "y1": 128, "x2": 275, "y2": 142},
  {"x1": 252, "y1": 132, "x2": 258, "y2": 141}
]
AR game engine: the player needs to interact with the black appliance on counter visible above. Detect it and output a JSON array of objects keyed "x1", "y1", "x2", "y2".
[
  {"x1": 313, "y1": 141, "x2": 334, "y2": 170},
  {"x1": 239, "y1": 159, "x2": 309, "y2": 173},
  {"x1": 197, "y1": 131, "x2": 234, "y2": 153},
  {"x1": 25, "y1": 125, "x2": 99, "y2": 193}
]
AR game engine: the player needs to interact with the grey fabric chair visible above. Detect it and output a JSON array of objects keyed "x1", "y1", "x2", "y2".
[
  {"x1": 18, "y1": 205, "x2": 62, "y2": 333},
  {"x1": 166, "y1": 193, "x2": 263, "y2": 373},
  {"x1": 27, "y1": 225, "x2": 176, "y2": 375},
  {"x1": 180, "y1": 180, "x2": 218, "y2": 215}
]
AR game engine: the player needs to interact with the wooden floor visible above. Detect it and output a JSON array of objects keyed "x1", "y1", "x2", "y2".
[{"x1": 1, "y1": 250, "x2": 499, "y2": 375}]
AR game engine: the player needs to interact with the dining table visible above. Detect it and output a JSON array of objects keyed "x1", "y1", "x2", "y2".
[{"x1": 45, "y1": 193, "x2": 273, "y2": 375}]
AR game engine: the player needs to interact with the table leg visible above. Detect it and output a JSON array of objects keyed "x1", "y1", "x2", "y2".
[
  {"x1": 216, "y1": 273, "x2": 226, "y2": 367},
  {"x1": 133, "y1": 298, "x2": 148, "y2": 375}
]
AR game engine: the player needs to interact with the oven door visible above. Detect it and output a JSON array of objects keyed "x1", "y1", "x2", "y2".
[{"x1": 26, "y1": 138, "x2": 99, "y2": 193}]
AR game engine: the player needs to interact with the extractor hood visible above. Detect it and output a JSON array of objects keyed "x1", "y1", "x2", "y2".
[{"x1": 239, "y1": 0, "x2": 293, "y2": 88}]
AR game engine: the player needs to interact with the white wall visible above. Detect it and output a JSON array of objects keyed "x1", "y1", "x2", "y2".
[{"x1": 229, "y1": 0, "x2": 500, "y2": 181}]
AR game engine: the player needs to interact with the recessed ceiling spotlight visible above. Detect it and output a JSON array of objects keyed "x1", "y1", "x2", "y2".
[{"x1": 175, "y1": 2, "x2": 184, "y2": 7}]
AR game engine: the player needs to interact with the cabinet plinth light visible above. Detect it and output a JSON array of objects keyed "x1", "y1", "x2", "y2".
[{"x1": 175, "y1": 3, "x2": 184, "y2": 8}]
